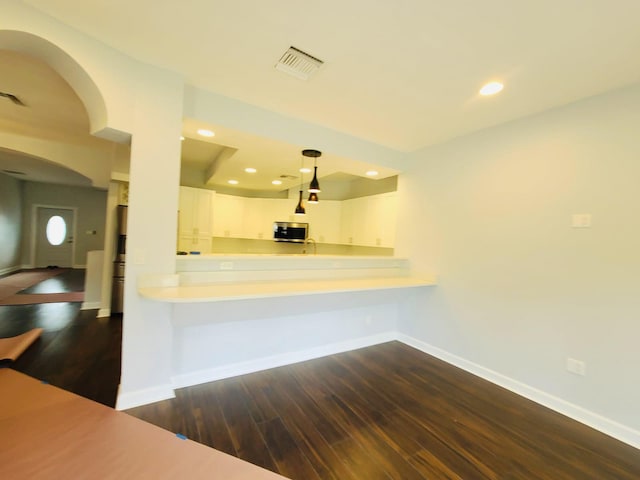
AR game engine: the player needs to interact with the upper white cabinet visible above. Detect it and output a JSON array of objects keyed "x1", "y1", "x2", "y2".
[
  {"x1": 340, "y1": 192, "x2": 397, "y2": 247},
  {"x1": 178, "y1": 186, "x2": 213, "y2": 253},
  {"x1": 179, "y1": 187, "x2": 397, "y2": 249},
  {"x1": 306, "y1": 200, "x2": 342, "y2": 244},
  {"x1": 212, "y1": 193, "x2": 245, "y2": 238}
]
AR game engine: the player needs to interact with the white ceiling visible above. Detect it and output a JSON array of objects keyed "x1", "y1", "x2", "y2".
[
  {"x1": 6, "y1": 1, "x2": 640, "y2": 191},
  {"x1": 22, "y1": 0, "x2": 640, "y2": 153}
]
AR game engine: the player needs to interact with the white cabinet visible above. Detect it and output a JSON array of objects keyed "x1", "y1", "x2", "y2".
[
  {"x1": 178, "y1": 186, "x2": 213, "y2": 253},
  {"x1": 339, "y1": 193, "x2": 396, "y2": 247},
  {"x1": 180, "y1": 188, "x2": 397, "y2": 249},
  {"x1": 368, "y1": 193, "x2": 397, "y2": 248},
  {"x1": 306, "y1": 200, "x2": 341, "y2": 244},
  {"x1": 212, "y1": 193, "x2": 244, "y2": 238},
  {"x1": 242, "y1": 198, "x2": 282, "y2": 240}
]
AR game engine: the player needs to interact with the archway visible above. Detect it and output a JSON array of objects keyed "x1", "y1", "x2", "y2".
[{"x1": 0, "y1": 29, "x2": 125, "y2": 406}]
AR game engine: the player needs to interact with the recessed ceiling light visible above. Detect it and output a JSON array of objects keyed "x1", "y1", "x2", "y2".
[
  {"x1": 299, "y1": 168, "x2": 311, "y2": 173},
  {"x1": 228, "y1": 179, "x2": 238, "y2": 185},
  {"x1": 366, "y1": 170, "x2": 379, "y2": 176},
  {"x1": 244, "y1": 167, "x2": 257, "y2": 173},
  {"x1": 180, "y1": 136, "x2": 185, "y2": 141},
  {"x1": 272, "y1": 180, "x2": 283, "y2": 185},
  {"x1": 197, "y1": 128, "x2": 215, "y2": 137},
  {"x1": 479, "y1": 81, "x2": 504, "y2": 96}
]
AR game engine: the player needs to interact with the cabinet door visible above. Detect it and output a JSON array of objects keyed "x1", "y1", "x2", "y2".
[
  {"x1": 243, "y1": 198, "x2": 273, "y2": 240},
  {"x1": 195, "y1": 189, "x2": 213, "y2": 237},
  {"x1": 363, "y1": 193, "x2": 397, "y2": 248},
  {"x1": 309, "y1": 200, "x2": 341, "y2": 244},
  {"x1": 340, "y1": 199, "x2": 356, "y2": 245},
  {"x1": 213, "y1": 193, "x2": 244, "y2": 238},
  {"x1": 179, "y1": 187, "x2": 213, "y2": 236},
  {"x1": 178, "y1": 187, "x2": 197, "y2": 236}
]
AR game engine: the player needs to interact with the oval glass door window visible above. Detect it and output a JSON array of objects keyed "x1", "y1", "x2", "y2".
[{"x1": 46, "y1": 215, "x2": 67, "y2": 246}]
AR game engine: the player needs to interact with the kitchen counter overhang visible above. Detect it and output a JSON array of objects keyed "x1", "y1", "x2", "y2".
[{"x1": 138, "y1": 255, "x2": 436, "y2": 303}]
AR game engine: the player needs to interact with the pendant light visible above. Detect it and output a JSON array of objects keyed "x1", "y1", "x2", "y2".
[
  {"x1": 303, "y1": 149, "x2": 322, "y2": 193},
  {"x1": 294, "y1": 155, "x2": 306, "y2": 216},
  {"x1": 307, "y1": 191, "x2": 319, "y2": 204},
  {"x1": 294, "y1": 190, "x2": 305, "y2": 215}
]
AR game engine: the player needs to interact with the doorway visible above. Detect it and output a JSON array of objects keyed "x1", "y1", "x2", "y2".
[{"x1": 34, "y1": 206, "x2": 76, "y2": 268}]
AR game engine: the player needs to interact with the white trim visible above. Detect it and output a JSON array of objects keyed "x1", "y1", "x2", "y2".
[
  {"x1": 172, "y1": 331, "x2": 397, "y2": 389},
  {"x1": 81, "y1": 301, "x2": 101, "y2": 310},
  {"x1": 73, "y1": 264, "x2": 87, "y2": 269},
  {"x1": 97, "y1": 308, "x2": 111, "y2": 318},
  {"x1": 396, "y1": 333, "x2": 640, "y2": 450},
  {"x1": 0, "y1": 265, "x2": 21, "y2": 276},
  {"x1": 115, "y1": 383, "x2": 175, "y2": 411}
]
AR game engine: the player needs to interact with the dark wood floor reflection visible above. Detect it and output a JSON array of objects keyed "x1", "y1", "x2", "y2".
[
  {"x1": 0, "y1": 269, "x2": 122, "y2": 407},
  {"x1": 127, "y1": 342, "x2": 640, "y2": 479}
]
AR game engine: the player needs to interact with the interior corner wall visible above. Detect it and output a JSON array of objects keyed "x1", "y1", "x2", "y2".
[
  {"x1": 19, "y1": 182, "x2": 107, "y2": 267},
  {"x1": 396, "y1": 83, "x2": 640, "y2": 437},
  {"x1": 0, "y1": 173, "x2": 23, "y2": 273}
]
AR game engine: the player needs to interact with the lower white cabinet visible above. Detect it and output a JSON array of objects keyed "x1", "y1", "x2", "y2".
[{"x1": 178, "y1": 235, "x2": 212, "y2": 253}]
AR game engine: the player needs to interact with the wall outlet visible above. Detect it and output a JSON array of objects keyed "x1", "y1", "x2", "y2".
[
  {"x1": 571, "y1": 214, "x2": 592, "y2": 228},
  {"x1": 220, "y1": 261, "x2": 234, "y2": 270},
  {"x1": 133, "y1": 249, "x2": 146, "y2": 265},
  {"x1": 566, "y1": 357, "x2": 587, "y2": 376}
]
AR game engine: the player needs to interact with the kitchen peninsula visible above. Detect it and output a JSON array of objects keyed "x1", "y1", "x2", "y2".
[
  {"x1": 139, "y1": 254, "x2": 435, "y2": 304},
  {"x1": 129, "y1": 253, "x2": 436, "y2": 403}
]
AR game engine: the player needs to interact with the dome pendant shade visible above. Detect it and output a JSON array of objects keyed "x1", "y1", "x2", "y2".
[
  {"x1": 308, "y1": 192, "x2": 319, "y2": 204},
  {"x1": 308, "y1": 166, "x2": 320, "y2": 193},
  {"x1": 294, "y1": 190, "x2": 306, "y2": 215}
]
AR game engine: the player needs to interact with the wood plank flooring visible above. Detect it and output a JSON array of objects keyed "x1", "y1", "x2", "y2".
[
  {"x1": 0, "y1": 269, "x2": 122, "y2": 407},
  {"x1": 127, "y1": 342, "x2": 640, "y2": 479}
]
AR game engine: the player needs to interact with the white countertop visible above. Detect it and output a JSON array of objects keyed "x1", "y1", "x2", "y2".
[{"x1": 139, "y1": 275, "x2": 435, "y2": 303}]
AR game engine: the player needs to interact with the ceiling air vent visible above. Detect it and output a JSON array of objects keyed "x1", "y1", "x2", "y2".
[
  {"x1": 0, "y1": 91, "x2": 26, "y2": 106},
  {"x1": 275, "y1": 46, "x2": 324, "y2": 81}
]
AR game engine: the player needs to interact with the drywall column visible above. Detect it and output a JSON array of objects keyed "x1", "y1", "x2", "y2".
[{"x1": 116, "y1": 67, "x2": 184, "y2": 409}]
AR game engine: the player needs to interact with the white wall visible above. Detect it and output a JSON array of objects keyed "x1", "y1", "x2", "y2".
[
  {"x1": 0, "y1": 173, "x2": 23, "y2": 274},
  {"x1": 396, "y1": 84, "x2": 640, "y2": 441},
  {"x1": 20, "y1": 181, "x2": 106, "y2": 267},
  {"x1": 3, "y1": 2, "x2": 183, "y2": 407},
  {"x1": 171, "y1": 294, "x2": 401, "y2": 388}
]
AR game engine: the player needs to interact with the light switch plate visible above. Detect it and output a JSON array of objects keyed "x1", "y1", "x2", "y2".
[{"x1": 572, "y1": 214, "x2": 592, "y2": 228}]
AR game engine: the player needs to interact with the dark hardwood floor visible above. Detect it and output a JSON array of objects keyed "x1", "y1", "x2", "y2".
[
  {"x1": 3, "y1": 269, "x2": 638, "y2": 478},
  {"x1": 127, "y1": 342, "x2": 640, "y2": 480},
  {"x1": 0, "y1": 268, "x2": 122, "y2": 407}
]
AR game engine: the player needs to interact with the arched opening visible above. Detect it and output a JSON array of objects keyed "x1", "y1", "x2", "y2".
[{"x1": 0, "y1": 29, "x2": 124, "y2": 407}]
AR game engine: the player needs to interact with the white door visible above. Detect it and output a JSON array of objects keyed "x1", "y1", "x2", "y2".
[{"x1": 35, "y1": 207, "x2": 75, "y2": 268}]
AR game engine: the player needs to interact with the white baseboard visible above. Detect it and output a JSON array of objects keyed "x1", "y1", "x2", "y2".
[
  {"x1": 172, "y1": 331, "x2": 397, "y2": 389},
  {"x1": 0, "y1": 265, "x2": 22, "y2": 276},
  {"x1": 115, "y1": 383, "x2": 175, "y2": 411},
  {"x1": 81, "y1": 301, "x2": 101, "y2": 310},
  {"x1": 97, "y1": 308, "x2": 111, "y2": 318},
  {"x1": 72, "y1": 264, "x2": 87, "y2": 269},
  {"x1": 397, "y1": 333, "x2": 640, "y2": 450}
]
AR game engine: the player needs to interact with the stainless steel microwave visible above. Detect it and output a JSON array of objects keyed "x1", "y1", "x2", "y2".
[{"x1": 273, "y1": 222, "x2": 308, "y2": 243}]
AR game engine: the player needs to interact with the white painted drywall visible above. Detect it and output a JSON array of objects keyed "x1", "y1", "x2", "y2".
[
  {"x1": 0, "y1": 173, "x2": 23, "y2": 273},
  {"x1": 171, "y1": 296, "x2": 400, "y2": 385},
  {"x1": 396, "y1": 83, "x2": 640, "y2": 433}
]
